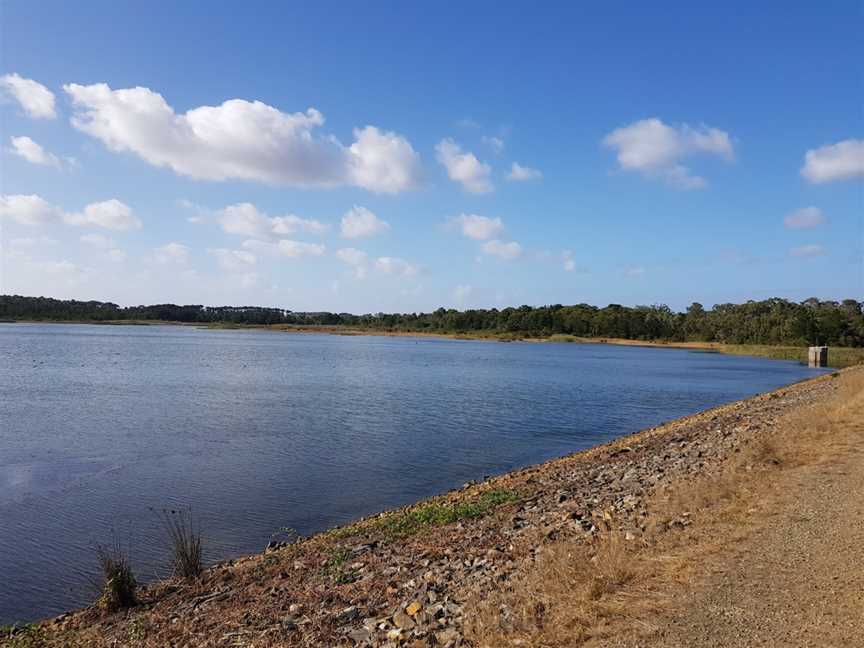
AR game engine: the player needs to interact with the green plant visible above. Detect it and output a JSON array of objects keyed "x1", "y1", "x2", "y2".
[
  {"x1": 159, "y1": 508, "x2": 203, "y2": 579},
  {"x1": 95, "y1": 542, "x2": 138, "y2": 612},
  {"x1": 376, "y1": 488, "x2": 518, "y2": 538}
]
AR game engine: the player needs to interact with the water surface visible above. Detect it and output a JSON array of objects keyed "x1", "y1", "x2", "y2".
[{"x1": 0, "y1": 323, "x2": 826, "y2": 623}]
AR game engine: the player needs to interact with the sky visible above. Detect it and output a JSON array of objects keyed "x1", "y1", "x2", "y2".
[{"x1": 0, "y1": 1, "x2": 862, "y2": 313}]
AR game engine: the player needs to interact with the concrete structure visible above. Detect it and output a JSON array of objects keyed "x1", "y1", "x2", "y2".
[{"x1": 808, "y1": 346, "x2": 828, "y2": 367}]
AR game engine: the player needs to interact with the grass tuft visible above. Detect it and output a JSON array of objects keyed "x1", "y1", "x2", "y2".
[
  {"x1": 95, "y1": 542, "x2": 138, "y2": 613},
  {"x1": 159, "y1": 508, "x2": 203, "y2": 580}
]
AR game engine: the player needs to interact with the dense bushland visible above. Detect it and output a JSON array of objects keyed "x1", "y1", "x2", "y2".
[{"x1": 2, "y1": 294, "x2": 862, "y2": 347}]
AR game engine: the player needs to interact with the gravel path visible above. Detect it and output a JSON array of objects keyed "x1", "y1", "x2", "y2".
[{"x1": 635, "y1": 394, "x2": 864, "y2": 647}]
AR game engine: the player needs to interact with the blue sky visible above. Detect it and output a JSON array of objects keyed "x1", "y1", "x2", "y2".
[{"x1": 1, "y1": 1, "x2": 862, "y2": 312}]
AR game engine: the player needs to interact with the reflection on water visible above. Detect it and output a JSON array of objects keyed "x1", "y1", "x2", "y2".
[{"x1": 0, "y1": 323, "x2": 826, "y2": 622}]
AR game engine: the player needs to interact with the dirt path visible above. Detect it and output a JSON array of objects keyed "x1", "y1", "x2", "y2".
[{"x1": 633, "y1": 382, "x2": 864, "y2": 647}]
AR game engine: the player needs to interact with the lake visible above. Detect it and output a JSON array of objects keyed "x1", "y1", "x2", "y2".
[{"x1": 0, "y1": 323, "x2": 827, "y2": 623}]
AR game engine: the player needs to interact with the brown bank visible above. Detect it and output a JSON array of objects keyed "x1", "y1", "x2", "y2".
[{"x1": 4, "y1": 368, "x2": 862, "y2": 648}]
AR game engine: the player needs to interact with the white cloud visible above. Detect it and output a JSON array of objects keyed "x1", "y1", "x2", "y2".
[
  {"x1": 602, "y1": 118, "x2": 733, "y2": 189},
  {"x1": 348, "y1": 126, "x2": 423, "y2": 193},
  {"x1": 801, "y1": 139, "x2": 864, "y2": 183},
  {"x1": 481, "y1": 239, "x2": 522, "y2": 260},
  {"x1": 177, "y1": 199, "x2": 209, "y2": 224},
  {"x1": 451, "y1": 213, "x2": 504, "y2": 240},
  {"x1": 208, "y1": 248, "x2": 257, "y2": 271},
  {"x1": 453, "y1": 284, "x2": 473, "y2": 304},
  {"x1": 80, "y1": 233, "x2": 126, "y2": 262},
  {"x1": 64, "y1": 82, "x2": 421, "y2": 193},
  {"x1": 435, "y1": 138, "x2": 493, "y2": 193},
  {"x1": 153, "y1": 242, "x2": 190, "y2": 264},
  {"x1": 482, "y1": 136, "x2": 504, "y2": 154},
  {"x1": 218, "y1": 202, "x2": 328, "y2": 239},
  {"x1": 80, "y1": 233, "x2": 116, "y2": 249},
  {"x1": 375, "y1": 256, "x2": 418, "y2": 276},
  {"x1": 9, "y1": 136, "x2": 61, "y2": 167},
  {"x1": 63, "y1": 199, "x2": 141, "y2": 230},
  {"x1": 1, "y1": 194, "x2": 139, "y2": 230},
  {"x1": 335, "y1": 247, "x2": 369, "y2": 278},
  {"x1": 784, "y1": 206, "x2": 826, "y2": 230},
  {"x1": 335, "y1": 247, "x2": 368, "y2": 266},
  {"x1": 9, "y1": 235, "x2": 57, "y2": 249},
  {"x1": 242, "y1": 238, "x2": 325, "y2": 259},
  {"x1": 562, "y1": 250, "x2": 576, "y2": 272},
  {"x1": 507, "y1": 162, "x2": 542, "y2": 181},
  {"x1": 790, "y1": 244, "x2": 825, "y2": 258},
  {"x1": 0, "y1": 194, "x2": 60, "y2": 225},
  {"x1": 0, "y1": 73, "x2": 56, "y2": 119},
  {"x1": 340, "y1": 205, "x2": 389, "y2": 239}
]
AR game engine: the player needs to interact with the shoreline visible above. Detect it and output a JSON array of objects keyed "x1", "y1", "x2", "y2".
[
  {"x1": 3, "y1": 319, "x2": 861, "y2": 367},
  {"x1": 9, "y1": 368, "x2": 853, "y2": 646}
]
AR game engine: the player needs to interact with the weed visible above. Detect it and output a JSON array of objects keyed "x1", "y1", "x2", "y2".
[
  {"x1": 376, "y1": 488, "x2": 518, "y2": 538},
  {"x1": 95, "y1": 542, "x2": 138, "y2": 613},
  {"x1": 158, "y1": 508, "x2": 203, "y2": 580}
]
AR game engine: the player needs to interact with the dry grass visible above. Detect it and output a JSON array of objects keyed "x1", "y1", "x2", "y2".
[
  {"x1": 465, "y1": 531, "x2": 668, "y2": 647},
  {"x1": 465, "y1": 368, "x2": 863, "y2": 647}
]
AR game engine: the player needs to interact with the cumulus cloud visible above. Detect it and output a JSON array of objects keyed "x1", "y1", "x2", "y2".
[
  {"x1": 0, "y1": 73, "x2": 56, "y2": 119},
  {"x1": 602, "y1": 118, "x2": 733, "y2": 189},
  {"x1": 63, "y1": 82, "x2": 421, "y2": 193},
  {"x1": 800, "y1": 139, "x2": 864, "y2": 183},
  {"x1": 784, "y1": 206, "x2": 826, "y2": 230},
  {"x1": 481, "y1": 239, "x2": 522, "y2": 260},
  {"x1": 63, "y1": 199, "x2": 142, "y2": 230},
  {"x1": 9, "y1": 136, "x2": 61, "y2": 167},
  {"x1": 218, "y1": 202, "x2": 328, "y2": 239},
  {"x1": 340, "y1": 206, "x2": 389, "y2": 239},
  {"x1": 153, "y1": 242, "x2": 190, "y2": 264},
  {"x1": 1, "y1": 194, "x2": 140, "y2": 230},
  {"x1": 507, "y1": 162, "x2": 542, "y2": 181},
  {"x1": 374, "y1": 256, "x2": 418, "y2": 276},
  {"x1": 436, "y1": 138, "x2": 493, "y2": 193},
  {"x1": 450, "y1": 213, "x2": 503, "y2": 240},
  {"x1": 208, "y1": 248, "x2": 257, "y2": 271},
  {"x1": 242, "y1": 238, "x2": 325, "y2": 259},
  {"x1": 790, "y1": 244, "x2": 825, "y2": 258},
  {"x1": 335, "y1": 247, "x2": 369, "y2": 278},
  {"x1": 0, "y1": 194, "x2": 60, "y2": 225}
]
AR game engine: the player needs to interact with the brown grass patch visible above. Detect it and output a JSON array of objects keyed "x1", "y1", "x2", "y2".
[{"x1": 465, "y1": 368, "x2": 864, "y2": 647}]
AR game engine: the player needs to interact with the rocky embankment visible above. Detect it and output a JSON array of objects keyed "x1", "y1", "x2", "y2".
[{"x1": 19, "y1": 372, "x2": 841, "y2": 648}]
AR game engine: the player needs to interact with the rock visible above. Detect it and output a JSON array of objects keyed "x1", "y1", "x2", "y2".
[
  {"x1": 393, "y1": 609, "x2": 416, "y2": 630},
  {"x1": 334, "y1": 606, "x2": 361, "y2": 624},
  {"x1": 406, "y1": 600, "x2": 423, "y2": 616}
]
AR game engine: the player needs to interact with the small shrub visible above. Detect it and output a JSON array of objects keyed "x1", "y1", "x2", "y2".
[
  {"x1": 159, "y1": 508, "x2": 203, "y2": 579},
  {"x1": 95, "y1": 542, "x2": 138, "y2": 612}
]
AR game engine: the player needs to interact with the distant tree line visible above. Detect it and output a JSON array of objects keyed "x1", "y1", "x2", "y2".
[{"x1": 2, "y1": 294, "x2": 862, "y2": 347}]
